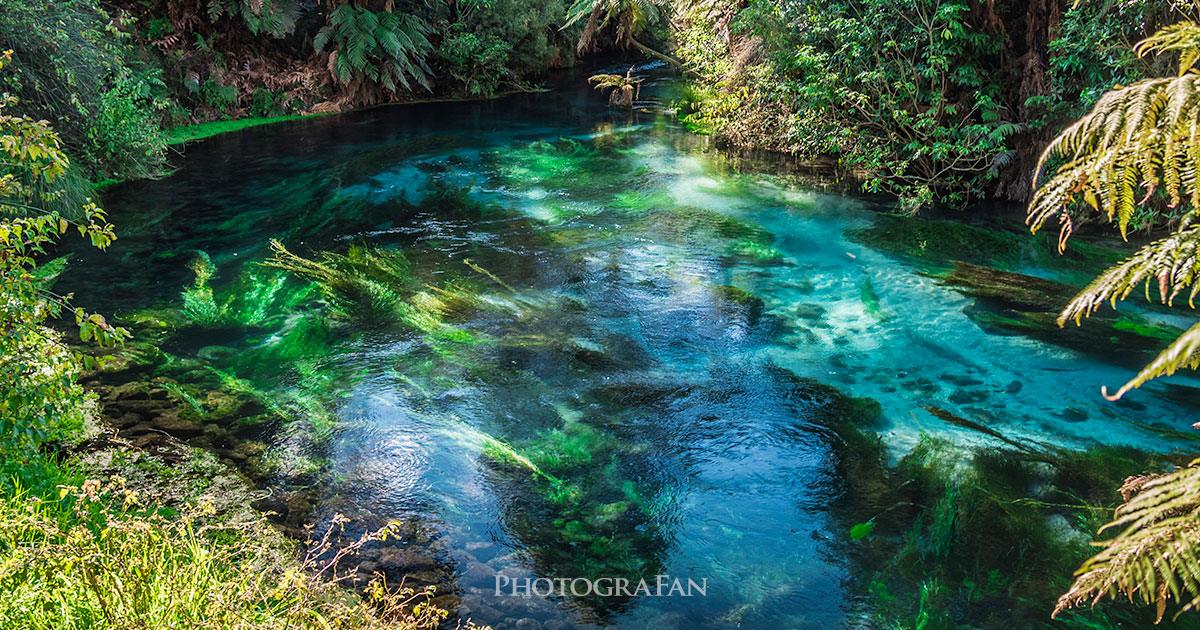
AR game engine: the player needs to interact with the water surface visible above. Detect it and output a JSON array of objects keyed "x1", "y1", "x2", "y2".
[{"x1": 72, "y1": 62, "x2": 1200, "y2": 629}]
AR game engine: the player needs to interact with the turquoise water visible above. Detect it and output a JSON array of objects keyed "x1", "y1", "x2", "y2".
[{"x1": 71, "y1": 62, "x2": 1200, "y2": 629}]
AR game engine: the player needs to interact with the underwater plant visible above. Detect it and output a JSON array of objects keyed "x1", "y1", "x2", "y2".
[{"x1": 263, "y1": 240, "x2": 414, "y2": 323}]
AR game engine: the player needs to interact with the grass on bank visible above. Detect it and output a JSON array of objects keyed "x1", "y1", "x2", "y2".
[
  {"x1": 91, "y1": 115, "x2": 320, "y2": 189},
  {"x1": 0, "y1": 437, "x2": 459, "y2": 630},
  {"x1": 166, "y1": 115, "x2": 319, "y2": 145}
]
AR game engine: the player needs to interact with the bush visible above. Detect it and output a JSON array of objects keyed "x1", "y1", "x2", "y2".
[
  {"x1": 0, "y1": 0, "x2": 167, "y2": 181},
  {"x1": 0, "y1": 455, "x2": 461, "y2": 630},
  {"x1": 0, "y1": 51, "x2": 128, "y2": 446},
  {"x1": 437, "y1": 25, "x2": 514, "y2": 96},
  {"x1": 673, "y1": 0, "x2": 1162, "y2": 211},
  {"x1": 438, "y1": 0, "x2": 572, "y2": 91}
]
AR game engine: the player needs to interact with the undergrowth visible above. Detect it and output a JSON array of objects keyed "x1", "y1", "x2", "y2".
[{"x1": 0, "y1": 445, "x2": 468, "y2": 630}]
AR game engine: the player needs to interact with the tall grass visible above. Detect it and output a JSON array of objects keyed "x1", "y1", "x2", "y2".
[{"x1": 0, "y1": 459, "x2": 462, "y2": 630}]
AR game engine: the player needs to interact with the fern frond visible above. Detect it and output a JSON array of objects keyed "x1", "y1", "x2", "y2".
[
  {"x1": 1029, "y1": 75, "x2": 1200, "y2": 241},
  {"x1": 563, "y1": 0, "x2": 602, "y2": 28},
  {"x1": 1058, "y1": 225, "x2": 1200, "y2": 326},
  {"x1": 1055, "y1": 464, "x2": 1200, "y2": 622},
  {"x1": 206, "y1": 0, "x2": 300, "y2": 37},
  {"x1": 1037, "y1": 19, "x2": 1200, "y2": 623},
  {"x1": 1099, "y1": 320, "x2": 1200, "y2": 399},
  {"x1": 313, "y1": 5, "x2": 432, "y2": 94},
  {"x1": 1137, "y1": 22, "x2": 1200, "y2": 75}
]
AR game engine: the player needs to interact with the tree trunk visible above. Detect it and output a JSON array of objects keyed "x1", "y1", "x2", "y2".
[
  {"x1": 609, "y1": 86, "x2": 633, "y2": 109},
  {"x1": 577, "y1": 4, "x2": 604, "y2": 55},
  {"x1": 628, "y1": 38, "x2": 699, "y2": 78}
]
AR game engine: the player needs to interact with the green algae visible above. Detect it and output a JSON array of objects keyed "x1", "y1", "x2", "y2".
[
  {"x1": 763, "y1": 363, "x2": 1184, "y2": 628},
  {"x1": 477, "y1": 434, "x2": 562, "y2": 486},
  {"x1": 859, "y1": 278, "x2": 892, "y2": 322},
  {"x1": 849, "y1": 217, "x2": 1024, "y2": 269},
  {"x1": 486, "y1": 135, "x2": 648, "y2": 202},
  {"x1": 713, "y1": 284, "x2": 759, "y2": 305},
  {"x1": 262, "y1": 240, "x2": 483, "y2": 349},
  {"x1": 472, "y1": 399, "x2": 668, "y2": 601},
  {"x1": 178, "y1": 251, "x2": 315, "y2": 328},
  {"x1": 848, "y1": 215, "x2": 1127, "y2": 282},
  {"x1": 180, "y1": 251, "x2": 222, "y2": 325},
  {"x1": 727, "y1": 237, "x2": 785, "y2": 264},
  {"x1": 851, "y1": 435, "x2": 1185, "y2": 629},
  {"x1": 1111, "y1": 318, "x2": 1180, "y2": 341},
  {"x1": 611, "y1": 188, "x2": 675, "y2": 213}
]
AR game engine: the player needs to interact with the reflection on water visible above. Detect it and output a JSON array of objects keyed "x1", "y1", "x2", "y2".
[{"x1": 66, "y1": 60, "x2": 1200, "y2": 629}]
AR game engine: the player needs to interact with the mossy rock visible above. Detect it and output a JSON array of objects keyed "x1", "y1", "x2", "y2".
[
  {"x1": 939, "y1": 261, "x2": 1075, "y2": 312},
  {"x1": 713, "y1": 284, "x2": 765, "y2": 321},
  {"x1": 727, "y1": 237, "x2": 785, "y2": 264},
  {"x1": 965, "y1": 305, "x2": 1183, "y2": 368},
  {"x1": 849, "y1": 217, "x2": 1024, "y2": 269},
  {"x1": 943, "y1": 261, "x2": 1186, "y2": 366},
  {"x1": 120, "y1": 308, "x2": 190, "y2": 337},
  {"x1": 850, "y1": 216, "x2": 1129, "y2": 282}
]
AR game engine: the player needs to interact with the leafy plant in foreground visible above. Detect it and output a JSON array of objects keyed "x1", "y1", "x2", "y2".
[
  {"x1": 1027, "y1": 9, "x2": 1200, "y2": 621},
  {"x1": 0, "y1": 50, "x2": 129, "y2": 446},
  {"x1": 0, "y1": 473, "x2": 460, "y2": 629}
]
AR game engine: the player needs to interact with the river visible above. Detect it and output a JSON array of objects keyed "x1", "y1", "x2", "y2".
[{"x1": 69, "y1": 60, "x2": 1200, "y2": 629}]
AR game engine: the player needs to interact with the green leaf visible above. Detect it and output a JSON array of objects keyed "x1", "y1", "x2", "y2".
[{"x1": 849, "y1": 520, "x2": 875, "y2": 541}]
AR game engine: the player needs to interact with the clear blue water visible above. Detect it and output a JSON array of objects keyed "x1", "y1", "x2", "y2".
[{"x1": 71, "y1": 61, "x2": 1200, "y2": 629}]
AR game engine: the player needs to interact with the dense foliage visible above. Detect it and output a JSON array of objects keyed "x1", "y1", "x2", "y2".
[
  {"x1": 116, "y1": 0, "x2": 580, "y2": 123},
  {"x1": 0, "y1": 51, "x2": 128, "y2": 445},
  {"x1": 0, "y1": 0, "x2": 167, "y2": 181},
  {"x1": 674, "y1": 0, "x2": 1175, "y2": 210}
]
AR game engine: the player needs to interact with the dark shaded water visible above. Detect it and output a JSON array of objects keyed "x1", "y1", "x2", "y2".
[{"x1": 68, "y1": 62, "x2": 1200, "y2": 629}]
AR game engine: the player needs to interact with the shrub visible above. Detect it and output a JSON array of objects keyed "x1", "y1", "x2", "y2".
[
  {"x1": 0, "y1": 466, "x2": 460, "y2": 630},
  {"x1": 0, "y1": 51, "x2": 129, "y2": 446},
  {"x1": 437, "y1": 25, "x2": 513, "y2": 97},
  {"x1": 0, "y1": 0, "x2": 166, "y2": 181}
]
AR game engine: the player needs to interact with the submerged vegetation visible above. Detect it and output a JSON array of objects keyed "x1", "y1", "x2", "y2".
[{"x1": 8, "y1": 1, "x2": 1200, "y2": 629}]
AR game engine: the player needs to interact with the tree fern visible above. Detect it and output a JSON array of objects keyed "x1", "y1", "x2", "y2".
[
  {"x1": 565, "y1": 0, "x2": 670, "y2": 53},
  {"x1": 1030, "y1": 14, "x2": 1200, "y2": 621},
  {"x1": 1058, "y1": 225, "x2": 1200, "y2": 323},
  {"x1": 206, "y1": 0, "x2": 302, "y2": 37},
  {"x1": 1027, "y1": 74, "x2": 1200, "y2": 242},
  {"x1": 313, "y1": 4, "x2": 433, "y2": 93},
  {"x1": 1028, "y1": 19, "x2": 1200, "y2": 400}
]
